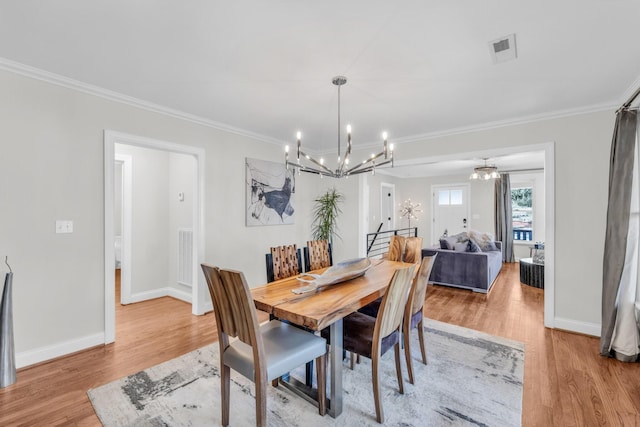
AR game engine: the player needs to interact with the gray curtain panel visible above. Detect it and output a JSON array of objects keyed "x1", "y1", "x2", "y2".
[
  {"x1": 600, "y1": 109, "x2": 638, "y2": 358},
  {"x1": 494, "y1": 173, "x2": 515, "y2": 262}
]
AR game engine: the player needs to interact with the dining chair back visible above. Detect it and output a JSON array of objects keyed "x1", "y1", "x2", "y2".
[
  {"x1": 304, "y1": 240, "x2": 333, "y2": 271},
  {"x1": 201, "y1": 264, "x2": 326, "y2": 426},
  {"x1": 341, "y1": 264, "x2": 415, "y2": 423},
  {"x1": 403, "y1": 236, "x2": 423, "y2": 264},
  {"x1": 403, "y1": 254, "x2": 437, "y2": 384},
  {"x1": 386, "y1": 235, "x2": 406, "y2": 261},
  {"x1": 265, "y1": 244, "x2": 302, "y2": 282}
]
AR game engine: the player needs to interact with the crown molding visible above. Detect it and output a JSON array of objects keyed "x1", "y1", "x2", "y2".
[
  {"x1": 390, "y1": 103, "x2": 617, "y2": 146},
  {"x1": 0, "y1": 57, "x2": 285, "y2": 147},
  {"x1": 0, "y1": 56, "x2": 621, "y2": 152}
]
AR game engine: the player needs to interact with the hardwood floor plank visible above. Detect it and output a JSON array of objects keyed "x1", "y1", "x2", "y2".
[{"x1": 1, "y1": 263, "x2": 639, "y2": 426}]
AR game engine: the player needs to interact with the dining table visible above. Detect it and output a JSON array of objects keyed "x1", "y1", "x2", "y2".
[{"x1": 251, "y1": 258, "x2": 411, "y2": 418}]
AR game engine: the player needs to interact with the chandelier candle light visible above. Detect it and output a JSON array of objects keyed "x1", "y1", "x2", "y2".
[
  {"x1": 469, "y1": 158, "x2": 500, "y2": 180},
  {"x1": 285, "y1": 76, "x2": 394, "y2": 178}
]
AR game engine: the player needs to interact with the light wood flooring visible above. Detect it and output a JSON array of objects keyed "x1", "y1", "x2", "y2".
[{"x1": 1, "y1": 264, "x2": 639, "y2": 426}]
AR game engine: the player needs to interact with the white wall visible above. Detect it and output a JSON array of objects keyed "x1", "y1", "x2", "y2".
[
  {"x1": 0, "y1": 65, "x2": 613, "y2": 366},
  {"x1": 349, "y1": 111, "x2": 612, "y2": 334},
  {"x1": 0, "y1": 69, "x2": 325, "y2": 367},
  {"x1": 115, "y1": 143, "x2": 171, "y2": 295},
  {"x1": 168, "y1": 152, "x2": 196, "y2": 295}
]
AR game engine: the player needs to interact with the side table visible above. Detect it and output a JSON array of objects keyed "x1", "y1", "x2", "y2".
[{"x1": 519, "y1": 257, "x2": 544, "y2": 289}]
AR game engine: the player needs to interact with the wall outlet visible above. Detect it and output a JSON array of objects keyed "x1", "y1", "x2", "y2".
[{"x1": 55, "y1": 220, "x2": 73, "y2": 234}]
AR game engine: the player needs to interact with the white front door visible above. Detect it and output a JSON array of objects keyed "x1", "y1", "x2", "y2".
[{"x1": 431, "y1": 184, "x2": 470, "y2": 244}]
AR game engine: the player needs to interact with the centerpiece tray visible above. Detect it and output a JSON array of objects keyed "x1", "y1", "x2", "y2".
[{"x1": 291, "y1": 257, "x2": 372, "y2": 294}]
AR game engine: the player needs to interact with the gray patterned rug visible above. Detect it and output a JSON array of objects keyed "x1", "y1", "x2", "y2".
[{"x1": 88, "y1": 319, "x2": 524, "y2": 426}]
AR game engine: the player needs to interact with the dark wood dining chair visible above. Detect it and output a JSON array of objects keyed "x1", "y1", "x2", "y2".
[
  {"x1": 265, "y1": 244, "x2": 302, "y2": 282},
  {"x1": 201, "y1": 264, "x2": 327, "y2": 427},
  {"x1": 341, "y1": 264, "x2": 416, "y2": 423},
  {"x1": 265, "y1": 244, "x2": 313, "y2": 385},
  {"x1": 403, "y1": 254, "x2": 436, "y2": 384},
  {"x1": 303, "y1": 240, "x2": 333, "y2": 272}
]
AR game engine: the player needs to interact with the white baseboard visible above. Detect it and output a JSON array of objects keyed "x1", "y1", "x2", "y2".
[
  {"x1": 16, "y1": 286, "x2": 198, "y2": 369},
  {"x1": 16, "y1": 332, "x2": 105, "y2": 369},
  {"x1": 129, "y1": 287, "x2": 192, "y2": 304},
  {"x1": 167, "y1": 287, "x2": 191, "y2": 303},
  {"x1": 128, "y1": 288, "x2": 170, "y2": 303},
  {"x1": 554, "y1": 317, "x2": 601, "y2": 337}
]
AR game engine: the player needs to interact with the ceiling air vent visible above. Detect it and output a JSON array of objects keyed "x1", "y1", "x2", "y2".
[{"x1": 489, "y1": 33, "x2": 517, "y2": 64}]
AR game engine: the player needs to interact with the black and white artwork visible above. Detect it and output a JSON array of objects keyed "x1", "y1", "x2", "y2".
[{"x1": 246, "y1": 158, "x2": 295, "y2": 226}]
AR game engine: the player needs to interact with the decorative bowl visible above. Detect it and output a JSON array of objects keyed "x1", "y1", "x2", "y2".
[{"x1": 292, "y1": 258, "x2": 372, "y2": 294}]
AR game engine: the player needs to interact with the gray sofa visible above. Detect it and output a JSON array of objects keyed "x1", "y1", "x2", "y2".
[{"x1": 421, "y1": 241, "x2": 503, "y2": 293}]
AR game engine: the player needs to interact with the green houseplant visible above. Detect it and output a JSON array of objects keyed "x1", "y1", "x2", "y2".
[{"x1": 311, "y1": 187, "x2": 344, "y2": 244}]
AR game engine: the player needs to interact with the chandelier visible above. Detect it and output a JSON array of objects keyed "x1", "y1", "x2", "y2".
[
  {"x1": 469, "y1": 158, "x2": 500, "y2": 180},
  {"x1": 285, "y1": 76, "x2": 394, "y2": 178}
]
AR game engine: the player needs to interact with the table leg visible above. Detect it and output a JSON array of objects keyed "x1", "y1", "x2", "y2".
[{"x1": 328, "y1": 319, "x2": 343, "y2": 418}]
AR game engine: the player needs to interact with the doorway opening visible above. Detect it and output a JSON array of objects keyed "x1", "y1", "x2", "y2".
[{"x1": 104, "y1": 130, "x2": 207, "y2": 344}]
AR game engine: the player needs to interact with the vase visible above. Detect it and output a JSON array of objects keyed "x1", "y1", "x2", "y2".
[{"x1": 0, "y1": 272, "x2": 16, "y2": 388}]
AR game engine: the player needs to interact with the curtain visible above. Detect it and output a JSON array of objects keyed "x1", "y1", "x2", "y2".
[
  {"x1": 601, "y1": 109, "x2": 640, "y2": 362},
  {"x1": 494, "y1": 173, "x2": 515, "y2": 262}
]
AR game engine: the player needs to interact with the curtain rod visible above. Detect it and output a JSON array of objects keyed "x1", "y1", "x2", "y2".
[
  {"x1": 621, "y1": 85, "x2": 640, "y2": 110},
  {"x1": 501, "y1": 168, "x2": 544, "y2": 174}
]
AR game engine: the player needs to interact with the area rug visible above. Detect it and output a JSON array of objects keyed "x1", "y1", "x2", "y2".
[{"x1": 88, "y1": 319, "x2": 524, "y2": 426}]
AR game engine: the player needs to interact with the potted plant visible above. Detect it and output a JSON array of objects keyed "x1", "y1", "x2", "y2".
[{"x1": 311, "y1": 187, "x2": 344, "y2": 245}]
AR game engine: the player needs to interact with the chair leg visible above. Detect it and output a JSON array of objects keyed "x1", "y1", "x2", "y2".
[
  {"x1": 256, "y1": 376, "x2": 267, "y2": 427},
  {"x1": 417, "y1": 318, "x2": 428, "y2": 365},
  {"x1": 394, "y1": 342, "x2": 404, "y2": 395},
  {"x1": 271, "y1": 378, "x2": 279, "y2": 387},
  {"x1": 305, "y1": 361, "x2": 314, "y2": 387},
  {"x1": 404, "y1": 322, "x2": 415, "y2": 384},
  {"x1": 221, "y1": 365, "x2": 230, "y2": 427},
  {"x1": 372, "y1": 354, "x2": 384, "y2": 424},
  {"x1": 350, "y1": 351, "x2": 355, "y2": 370},
  {"x1": 316, "y1": 354, "x2": 326, "y2": 416}
]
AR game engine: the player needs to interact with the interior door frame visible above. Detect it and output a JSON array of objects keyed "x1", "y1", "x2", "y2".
[
  {"x1": 391, "y1": 142, "x2": 555, "y2": 330},
  {"x1": 103, "y1": 130, "x2": 207, "y2": 344}
]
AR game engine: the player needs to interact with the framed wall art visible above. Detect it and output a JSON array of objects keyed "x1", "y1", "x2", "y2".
[{"x1": 245, "y1": 157, "x2": 295, "y2": 226}]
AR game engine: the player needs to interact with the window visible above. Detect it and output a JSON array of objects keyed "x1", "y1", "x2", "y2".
[
  {"x1": 438, "y1": 189, "x2": 463, "y2": 206},
  {"x1": 512, "y1": 186, "x2": 533, "y2": 241}
]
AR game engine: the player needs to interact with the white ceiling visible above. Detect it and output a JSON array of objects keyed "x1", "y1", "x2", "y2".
[{"x1": 1, "y1": 1, "x2": 639, "y2": 176}]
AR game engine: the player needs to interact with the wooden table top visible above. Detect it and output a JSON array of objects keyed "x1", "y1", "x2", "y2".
[{"x1": 251, "y1": 259, "x2": 410, "y2": 331}]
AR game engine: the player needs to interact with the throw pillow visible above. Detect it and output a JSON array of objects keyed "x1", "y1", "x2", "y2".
[
  {"x1": 482, "y1": 240, "x2": 500, "y2": 252},
  {"x1": 466, "y1": 239, "x2": 482, "y2": 252},
  {"x1": 454, "y1": 242, "x2": 467, "y2": 252},
  {"x1": 445, "y1": 236, "x2": 459, "y2": 249},
  {"x1": 439, "y1": 238, "x2": 450, "y2": 250}
]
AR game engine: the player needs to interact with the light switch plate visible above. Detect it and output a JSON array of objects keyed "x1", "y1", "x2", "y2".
[{"x1": 55, "y1": 220, "x2": 73, "y2": 234}]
